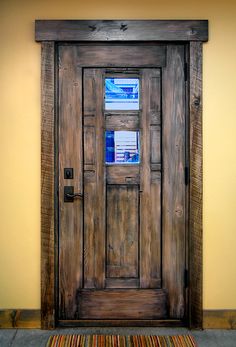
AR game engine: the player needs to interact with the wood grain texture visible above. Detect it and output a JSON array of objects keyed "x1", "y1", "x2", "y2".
[
  {"x1": 140, "y1": 69, "x2": 161, "y2": 289},
  {"x1": 41, "y1": 41, "x2": 55, "y2": 329},
  {"x1": 203, "y1": 310, "x2": 236, "y2": 329},
  {"x1": 106, "y1": 166, "x2": 140, "y2": 185},
  {"x1": 58, "y1": 319, "x2": 183, "y2": 327},
  {"x1": 4, "y1": 309, "x2": 234, "y2": 328},
  {"x1": 106, "y1": 185, "x2": 139, "y2": 278},
  {"x1": 0, "y1": 310, "x2": 41, "y2": 328},
  {"x1": 83, "y1": 69, "x2": 106, "y2": 289},
  {"x1": 39, "y1": 39, "x2": 205, "y2": 326},
  {"x1": 35, "y1": 20, "x2": 208, "y2": 42},
  {"x1": 105, "y1": 114, "x2": 139, "y2": 130},
  {"x1": 78, "y1": 290, "x2": 167, "y2": 319},
  {"x1": 189, "y1": 42, "x2": 203, "y2": 329},
  {"x1": 162, "y1": 45, "x2": 186, "y2": 319},
  {"x1": 105, "y1": 278, "x2": 139, "y2": 288},
  {"x1": 75, "y1": 45, "x2": 166, "y2": 67},
  {"x1": 58, "y1": 46, "x2": 83, "y2": 319}
]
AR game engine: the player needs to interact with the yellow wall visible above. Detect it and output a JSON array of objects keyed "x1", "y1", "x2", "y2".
[{"x1": 0, "y1": 0, "x2": 236, "y2": 310}]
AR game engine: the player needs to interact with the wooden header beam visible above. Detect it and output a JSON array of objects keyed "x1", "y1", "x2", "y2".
[{"x1": 35, "y1": 20, "x2": 208, "y2": 42}]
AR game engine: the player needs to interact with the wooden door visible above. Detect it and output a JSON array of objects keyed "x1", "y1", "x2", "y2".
[{"x1": 58, "y1": 44, "x2": 186, "y2": 323}]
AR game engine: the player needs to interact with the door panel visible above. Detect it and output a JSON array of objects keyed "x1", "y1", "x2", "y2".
[
  {"x1": 75, "y1": 45, "x2": 166, "y2": 67},
  {"x1": 58, "y1": 44, "x2": 186, "y2": 322},
  {"x1": 78, "y1": 289, "x2": 167, "y2": 319},
  {"x1": 106, "y1": 185, "x2": 139, "y2": 279}
]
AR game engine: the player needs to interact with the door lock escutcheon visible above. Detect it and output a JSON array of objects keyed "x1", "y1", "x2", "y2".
[
  {"x1": 64, "y1": 168, "x2": 73, "y2": 179},
  {"x1": 64, "y1": 186, "x2": 83, "y2": 202}
]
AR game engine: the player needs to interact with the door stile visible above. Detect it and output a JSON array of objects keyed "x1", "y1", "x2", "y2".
[
  {"x1": 83, "y1": 69, "x2": 106, "y2": 290},
  {"x1": 140, "y1": 69, "x2": 162, "y2": 289},
  {"x1": 58, "y1": 46, "x2": 83, "y2": 319}
]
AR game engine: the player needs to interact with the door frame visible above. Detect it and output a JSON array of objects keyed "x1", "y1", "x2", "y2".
[{"x1": 35, "y1": 20, "x2": 208, "y2": 329}]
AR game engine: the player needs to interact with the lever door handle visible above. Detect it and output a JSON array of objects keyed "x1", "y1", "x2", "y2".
[
  {"x1": 66, "y1": 192, "x2": 83, "y2": 199},
  {"x1": 64, "y1": 186, "x2": 83, "y2": 202}
]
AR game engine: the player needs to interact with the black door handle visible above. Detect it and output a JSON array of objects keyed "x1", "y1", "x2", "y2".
[
  {"x1": 66, "y1": 192, "x2": 83, "y2": 199},
  {"x1": 64, "y1": 186, "x2": 83, "y2": 202}
]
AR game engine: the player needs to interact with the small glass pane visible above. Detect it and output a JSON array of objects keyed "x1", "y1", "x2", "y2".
[
  {"x1": 105, "y1": 78, "x2": 139, "y2": 110},
  {"x1": 105, "y1": 131, "x2": 140, "y2": 164}
]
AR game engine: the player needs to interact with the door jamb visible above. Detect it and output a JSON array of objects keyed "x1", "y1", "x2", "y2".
[{"x1": 36, "y1": 20, "x2": 208, "y2": 329}]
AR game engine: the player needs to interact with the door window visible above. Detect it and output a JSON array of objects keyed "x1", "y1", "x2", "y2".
[
  {"x1": 105, "y1": 78, "x2": 139, "y2": 110},
  {"x1": 105, "y1": 130, "x2": 140, "y2": 164}
]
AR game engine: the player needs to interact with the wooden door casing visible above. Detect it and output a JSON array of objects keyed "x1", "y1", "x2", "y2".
[
  {"x1": 58, "y1": 44, "x2": 186, "y2": 322},
  {"x1": 38, "y1": 20, "x2": 208, "y2": 329}
]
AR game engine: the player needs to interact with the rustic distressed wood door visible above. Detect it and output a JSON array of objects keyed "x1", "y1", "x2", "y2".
[{"x1": 58, "y1": 44, "x2": 187, "y2": 324}]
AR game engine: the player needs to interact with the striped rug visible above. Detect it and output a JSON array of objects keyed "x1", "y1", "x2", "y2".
[{"x1": 46, "y1": 335, "x2": 197, "y2": 347}]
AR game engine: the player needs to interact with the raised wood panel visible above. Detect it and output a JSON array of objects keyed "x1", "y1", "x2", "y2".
[
  {"x1": 149, "y1": 171, "x2": 161, "y2": 288},
  {"x1": 78, "y1": 290, "x2": 167, "y2": 319},
  {"x1": 106, "y1": 165, "x2": 140, "y2": 185},
  {"x1": 105, "y1": 278, "x2": 139, "y2": 288},
  {"x1": 140, "y1": 69, "x2": 161, "y2": 289},
  {"x1": 105, "y1": 114, "x2": 139, "y2": 130},
  {"x1": 84, "y1": 115, "x2": 95, "y2": 126},
  {"x1": 151, "y1": 163, "x2": 161, "y2": 171},
  {"x1": 106, "y1": 185, "x2": 139, "y2": 279},
  {"x1": 83, "y1": 70, "x2": 96, "y2": 114},
  {"x1": 150, "y1": 126, "x2": 161, "y2": 164},
  {"x1": 84, "y1": 164, "x2": 95, "y2": 172},
  {"x1": 189, "y1": 41, "x2": 203, "y2": 329},
  {"x1": 83, "y1": 170, "x2": 96, "y2": 289},
  {"x1": 84, "y1": 126, "x2": 95, "y2": 165},
  {"x1": 83, "y1": 69, "x2": 105, "y2": 289},
  {"x1": 75, "y1": 45, "x2": 166, "y2": 67},
  {"x1": 35, "y1": 20, "x2": 208, "y2": 42},
  {"x1": 150, "y1": 71, "x2": 161, "y2": 125},
  {"x1": 162, "y1": 45, "x2": 186, "y2": 319},
  {"x1": 41, "y1": 42, "x2": 55, "y2": 329},
  {"x1": 58, "y1": 46, "x2": 83, "y2": 319}
]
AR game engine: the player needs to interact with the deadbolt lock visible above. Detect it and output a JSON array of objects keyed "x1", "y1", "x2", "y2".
[{"x1": 64, "y1": 168, "x2": 73, "y2": 179}]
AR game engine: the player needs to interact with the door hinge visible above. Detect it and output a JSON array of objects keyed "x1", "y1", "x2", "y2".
[
  {"x1": 184, "y1": 269, "x2": 189, "y2": 288},
  {"x1": 184, "y1": 62, "x2": 188, "y2": 81},
  {"x1": 185, "y1": 166, "x2": 189, "y2": 185}
]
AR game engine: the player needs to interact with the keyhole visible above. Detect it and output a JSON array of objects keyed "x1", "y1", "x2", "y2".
[{"x1": 64, "y1": 168, "x2": 73, "y2": 179}]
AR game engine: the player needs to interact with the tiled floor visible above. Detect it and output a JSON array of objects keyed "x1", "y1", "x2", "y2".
[{"x1": 0, "y1": 328, "x2": 236, "y2": 347}]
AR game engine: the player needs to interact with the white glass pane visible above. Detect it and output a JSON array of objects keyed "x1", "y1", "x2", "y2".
[
  {"x1": 105, "y1": 131, "x2": 140, "y2": 164},
  {"x1": 105, "y1": 78, "x2": 139, "y2": 110}
]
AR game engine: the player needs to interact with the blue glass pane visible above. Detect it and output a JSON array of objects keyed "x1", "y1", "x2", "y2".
[
  {"x1": 105, "y1": 131, "x2": 140, "y2": 164},
  {"x1": 105, "y1": 78, "x2": 139, "y2": 110}
]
